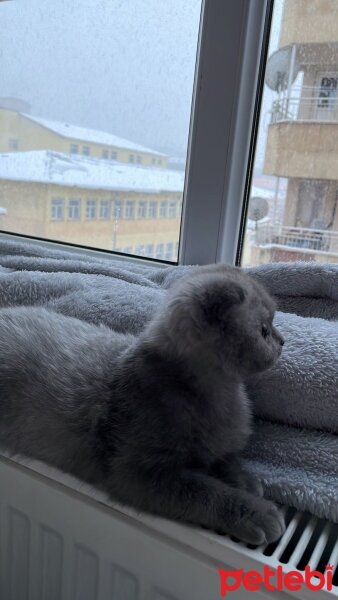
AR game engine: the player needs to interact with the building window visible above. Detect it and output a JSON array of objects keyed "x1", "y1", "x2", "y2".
[
  {"x1": 99, "y1": 200, "x2": 110, "y2": 219},
  {"x1": 111, "y1": 151, "x2": 117, "y2": 160},
  {"x1": 113, "y1": 199, "x2": 123, "y2": 219},
  {"x1": 168, "y1": 201, "x2": 177, "y2": 218},
  {"x1": 8, "y1": 138, "x2": 18, "y2": 151},
  {"x1": 159, "y1": 201, "x2": 167, "y2": 218},
  {"x1": 51, "y1": 198, "x2": 64, "y2": 220},
  {"x1": 136, "y1": 155, "x2": 142, "y2": 164},
  {"x1": 70, "y1": 144, "x2": 79, "y2": 154},
  {"x1": 135, "y1": 244, "x2": 145, "y2": 256},
  {"x1": 86, "y1": 199, "x2": 97, "y2": 220},
  {"x1": 164, "y1": 242, "x2": 174, "y2": 260},
  {"x1": 138, "y1": 201, "x2": 146, "y2": 218},
  {"x1": 155, "y1": 243, "x2": 164, "y2": 259},
  {"x1": 68, "y1": 198, "x2": 80, "y2": 220},
  {"x1": 148, "y1": 201, "x2": 157, "y2": 219},
  {"x1": 125, "y1": 201, "x2": 135, "y2": 219},
  {"x1": 102, "y1": 149, "x2": 109, "y2": 160},
  {"x1": 128, "y1": 154, "x2": 135, "y2": 163},
  {"x1": 82, "y1": 146, "x2": 90, "y2": 156},
  {"x1": 145, "y1": 244, "x2": 154, "y2": 257}
]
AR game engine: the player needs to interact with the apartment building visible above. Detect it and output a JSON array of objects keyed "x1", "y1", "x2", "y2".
[{"x1": 251, "y1": 0, "x2": 338, "y2": 264}]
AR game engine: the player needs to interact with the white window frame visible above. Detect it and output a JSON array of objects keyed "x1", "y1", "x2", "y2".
[
  {"x1": 68, "y1": 198, "x2": 81, "y2": 220},
  {"x1": 86, "y1": 199, "x2": 97, "y2": 220},
  {"x1": 179, "y1": 0, "x2": 270, "y2": 265},
  {"x1": 0, "y1": 0, "x2": 270, "y2": 268},
  {"x1": 51, "y1": 198, "x2": 64, "y2": 221},
  {"x1": 99, "y1": 199, "x2": 110, "y2": 220},
  {"x1": 125, "y1": 201, "x2": 135, "y2": 219}
]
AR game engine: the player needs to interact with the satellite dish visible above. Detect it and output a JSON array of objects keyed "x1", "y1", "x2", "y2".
[
  {"x1": 248, "y1": 197, "x2": 269, "y2": 222},
  {"x1": 265, "y1": 47, "x2": 300, "y2": 91}
]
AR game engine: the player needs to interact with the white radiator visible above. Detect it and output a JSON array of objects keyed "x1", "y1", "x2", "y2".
[{"x1": 0, "y1": 455, "x2": 336, "y2": 600}]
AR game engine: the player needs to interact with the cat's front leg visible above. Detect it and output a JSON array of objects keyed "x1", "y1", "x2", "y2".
[
  {"x1": 107, "y1": 465, "x2": 284, "y2": 545},
  {"x1": 209, "y1": 455, "x2": 264, "y2": 497}
]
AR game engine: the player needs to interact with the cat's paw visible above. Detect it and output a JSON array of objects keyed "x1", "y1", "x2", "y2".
[
  {"x1": 236, "y1": 471, "x2": 264, "y2": 497},
  {"x1": 228, "y1": 498, "x2": 285, "y2": 545}
]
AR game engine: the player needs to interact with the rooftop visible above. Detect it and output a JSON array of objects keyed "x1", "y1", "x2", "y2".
[
  {"x1": 0, "y1": 150, "x2": 183, "y2": 194},
  {"x1": 21, "y1": 113, "x2": 166, "y2": 157}
]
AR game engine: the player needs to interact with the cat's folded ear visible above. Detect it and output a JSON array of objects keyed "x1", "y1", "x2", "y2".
[{"x1": 203, "y1": 283, "x2": 246, "y2": 325}]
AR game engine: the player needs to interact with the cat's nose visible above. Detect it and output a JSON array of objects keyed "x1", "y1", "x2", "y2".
[{"x1": 279, "y1": 336, "x2": 285, "y2": 347}]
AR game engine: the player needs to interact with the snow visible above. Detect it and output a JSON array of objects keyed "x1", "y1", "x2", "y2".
[
  {"x1": 22, "y1": 114, "x2": 166, "y2": 157},
  {"x1": 0, "y1": 151, "x2": 184, "y2": 193}
]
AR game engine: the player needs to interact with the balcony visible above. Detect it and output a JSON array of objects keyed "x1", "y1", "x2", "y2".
[
  {"x1": 248, "y1": 223, "x2": 338, "y2": 264},
  {"x1": 264, "y1": 85, "x2": 338, "y2": 179}
]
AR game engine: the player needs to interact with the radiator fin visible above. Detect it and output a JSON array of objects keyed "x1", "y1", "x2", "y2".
[
  {"x1": 74, "y1": 545, "x2": 99, "y2": 600},
  {"x1": 8, "y1": 507, "x2": 30, "y2": 600},
  {"x1": 111, "y1": 564, "x2": 139, "y2": 599},
  {"x1": 39, "y1": 526, "x2": 64, "y2": 600}
]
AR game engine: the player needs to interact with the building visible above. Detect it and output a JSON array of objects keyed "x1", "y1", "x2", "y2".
[
  {"x1": 0, "y1": 107, "x2": 167, "y2": 168},
  {"x1": 249, "y1": 0, "x2": 338, "y2": 264},
  {"x1": 0, "y1": 151, "x2": 183, "y2": 260}
]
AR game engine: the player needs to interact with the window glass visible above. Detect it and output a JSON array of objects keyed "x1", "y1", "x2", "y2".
[
  {"x1": 99, "y1": 200, "x2": 110, "y2": 219},
  {"x1": 242, "y1": 0, "x2": 338, "y2": 266},
  {"x1": 0, "y1": 0, "x2": 202, "y2": 262},
  {"x1": 51, "y1": 198, "x2": 64, "y2": 220},
  {"x1": 69, "y1": 198, "x2": 81, "y2": 220},
  {"x1": 86, "y1": 199, "x2": 97, "y2": 220}
]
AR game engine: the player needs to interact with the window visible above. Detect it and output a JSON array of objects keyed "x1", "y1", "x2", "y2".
[
  {"x1": 3, "y1": 1, "x2": 297, "y2": 266},
  {"x1": 0, "y1": 1, "x2": 201, "y2": 261},
  {"x1": 51, "y1": 198, "x2": 64, "y2": 220},
  {"x1": 113, "y1": 199, "x2": 123, "y2": 219},
  {"x1": 138, "y1": 201, "x2": 146, "y2": 219},
  {"x1": 135, "y1": 244, "x2": 145, "y2": 256},
  {"x1": 148, "y1": 201, "x2": 157, "y2": 219},
  {"x1": 164, "y1": 242, "x2": 173, "y2": 260},
  {"x1": 68, "y1": 198, "x2": 80, "y2": 220},
  {"x1": 155, "y1": 243, "x2": 164, "y2": 259},
  {"x1": 8, "y1": 138, "x2": 18, "y2": 151},
  {"x1": 159, "y1": 201, "x2": 167, "y2": 218},
  {"x1": 86, "y1": 199, "x2": 96, "y2": 219},
  {"x1": 168, "y1": 202, "x2": 177, "y2": 218},
  {"x1": 99, "y1": 200, "x2": 110, "y2": 219},
  {"x1": 125, "y1": 201, "x2": 135, "y2": 219}
]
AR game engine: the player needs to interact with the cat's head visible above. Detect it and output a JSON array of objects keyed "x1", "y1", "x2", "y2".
[{"x1": 162, "y1": 265, "x2": 284, "y2": 376}]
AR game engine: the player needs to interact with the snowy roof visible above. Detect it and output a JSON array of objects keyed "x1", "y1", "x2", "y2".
[
  {"x1": 22, "y1": 113, "x2": 166, "y2": 157},
  {"x1": 0, "y1": 151, "x2": 184, "y2": 194}
]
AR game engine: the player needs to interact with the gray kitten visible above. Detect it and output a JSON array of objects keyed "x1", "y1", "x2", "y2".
[{"x1": 0, "y1": 264, "x2": 285, "y2": 544}]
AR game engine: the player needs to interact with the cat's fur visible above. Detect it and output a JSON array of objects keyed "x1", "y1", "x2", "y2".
[{"x1": 0, "y1": 264, "x2": 285, "y2": 544}]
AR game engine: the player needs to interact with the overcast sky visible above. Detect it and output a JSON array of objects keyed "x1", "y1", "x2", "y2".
[
  {"x1": 0, "y1": 0, "x2": 201, "y2": 156},
  {"x1": 1, "y1": 0, "x2": 284, "y2": 165}
]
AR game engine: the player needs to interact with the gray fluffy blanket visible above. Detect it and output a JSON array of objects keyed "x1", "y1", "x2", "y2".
[{"x1": 0, "y1": 239, "x2": 337, "y2": 521}]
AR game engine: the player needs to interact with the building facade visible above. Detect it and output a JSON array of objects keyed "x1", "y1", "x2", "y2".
[{"x1": 250, "y1": 0, "x2": 338, "y2": 264}]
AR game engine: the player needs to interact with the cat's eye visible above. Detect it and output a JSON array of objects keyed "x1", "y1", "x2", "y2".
[{"x1": 261, "y1": 325, "x2": 270, "y2": 338}]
